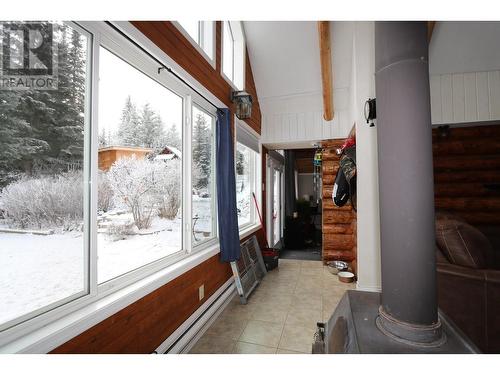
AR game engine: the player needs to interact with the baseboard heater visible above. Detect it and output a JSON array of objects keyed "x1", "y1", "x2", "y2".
[{"x1": 153, "y1": 277, "x2": 235, "y2": 354}]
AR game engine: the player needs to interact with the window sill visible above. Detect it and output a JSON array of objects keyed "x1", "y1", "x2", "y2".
[
  {"x1": 221, "y1": 70, "x2": 243, "y2": 92},
  {"x1": 0, "y1": 243, "x2": 221, "y2": 353},
  {"x1": 239, "y1": 223, "x2": 262, "y2": 241}
]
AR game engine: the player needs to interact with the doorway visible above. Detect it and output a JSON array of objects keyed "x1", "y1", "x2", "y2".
[
  {"x1": 266, "y1": 152, "x2": 284, "y2": 248},
  {"x1": 267, "y1": 148, "x2": 322, "y2": 261}
]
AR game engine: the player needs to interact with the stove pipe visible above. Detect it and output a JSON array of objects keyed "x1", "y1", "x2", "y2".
[{"x1": 374, "y1": 21, "x2": 445, "y2": 347}]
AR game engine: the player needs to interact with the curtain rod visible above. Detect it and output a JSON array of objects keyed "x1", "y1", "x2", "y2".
[{"x1": 105, "y1": 21, "x2": 221, "y2": 111}]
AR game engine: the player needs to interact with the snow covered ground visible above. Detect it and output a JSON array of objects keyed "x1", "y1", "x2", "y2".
[
  {"x1": 0, "y1": 231, "x2": 85, "y2": 325},
  {"x1": 0, "y1": 197, "x2": 217, "y2": 326},
  {"x1": 192, "y1": 196, "x2": 213, "y2": 242},
  {"x1": 236, "y1": 176, "x2": 251, "y2": 226},
  {"x1": 98, "y1": 216, "x2": 182, "y2": 283},
  {"x1": 0, "y1": 215, "x2": 182, "y2": 325}
]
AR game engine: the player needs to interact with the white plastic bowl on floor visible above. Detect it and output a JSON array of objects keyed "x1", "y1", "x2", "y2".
[{"x1": 338, "y1": 271, "x2": 355, "y2": 283}]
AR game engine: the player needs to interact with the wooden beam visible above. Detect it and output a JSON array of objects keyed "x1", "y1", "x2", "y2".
[
  {"x1": 428, "y1": 21, "x2": 436, "y2": 42},
  {"x1": 318, "y1": 21, "x2": 334, "y2": 121}
]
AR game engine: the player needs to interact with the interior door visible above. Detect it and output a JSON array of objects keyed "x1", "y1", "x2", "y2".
[{"x1": 267, "y1": 153, "x2": 284, "y2": 248}]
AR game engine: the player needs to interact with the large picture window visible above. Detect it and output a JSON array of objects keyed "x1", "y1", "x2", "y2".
[
  {"x1": 97, "y1": 47, "x2": 184, "y2": 284},
  {"x1": 235, "y1": 120, "x2": 260, "y2": 230},
  {"x1": 0, "y1": 21, "x2": 219, "y2": 336},
  {"x1": 236, "y1": 143, "x2": 254, "y2": 227},
  {"x1": 0, "y1": 22, "x2": 91, "y2": 329},
  {"x1": 191, "y1": 106, "x2": 216, "y2": 245}
]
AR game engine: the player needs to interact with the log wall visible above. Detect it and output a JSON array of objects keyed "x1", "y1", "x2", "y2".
[
  {"x1": 433, "y1": 124, "x2": 500, "y2": 225},
  {"x1": 321, "y1": 139, "x2": 357, "y2": 269}
]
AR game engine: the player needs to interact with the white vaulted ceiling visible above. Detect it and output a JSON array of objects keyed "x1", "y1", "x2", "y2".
[
  {"x1": 243, "y1": 21, "x2": 355, "y2": 148},
  {"x1": 243, "y1": 21, "x2": 322, "y2": 100}
]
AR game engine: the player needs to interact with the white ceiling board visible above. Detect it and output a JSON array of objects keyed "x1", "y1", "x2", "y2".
[
  {"x1": 244, "y1": 21, "x2": 322, "y2": 100},
  {"x1": 430, "y1": 21, "x2": 500, "y2": 75}
]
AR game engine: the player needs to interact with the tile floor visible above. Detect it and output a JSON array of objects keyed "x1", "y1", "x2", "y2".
[{"x1": 189, "y1": 259, "x2": 355, "y2": 354}]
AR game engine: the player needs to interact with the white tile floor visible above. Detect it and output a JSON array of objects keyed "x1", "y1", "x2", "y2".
[{"x1": 189, "y1": 259, "x2": 355, "y2": 354}]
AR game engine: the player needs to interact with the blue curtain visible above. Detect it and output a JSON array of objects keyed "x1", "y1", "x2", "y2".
[{"x1": 216, "y1": 108, "x2": 241, "y2": 262}]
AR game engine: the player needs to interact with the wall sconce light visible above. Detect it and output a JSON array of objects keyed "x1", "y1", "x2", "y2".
[{"x1": 231, "y1": 90, "x2": 253, "y2": 120}]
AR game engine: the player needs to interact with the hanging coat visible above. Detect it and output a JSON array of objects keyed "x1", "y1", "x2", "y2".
[
  {"x1": 332, "y1": 145, "x2": 357, "y2": 210},
  {"x1": 332, "y1": 167, "x2": 350, "y2": 207},
  {"x1": 340, "y1": 146, "x2": 357, "y2": 211}
]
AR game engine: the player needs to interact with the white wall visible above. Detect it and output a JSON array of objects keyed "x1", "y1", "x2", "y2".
[
  {"x1": 429, "y1": 22, "x2": 500, "y2": 76},
  {"x1": 429, "y1": 22, "x2": 500, "y2": 125},
  {"x1": 258, "y1": 21, "x2": 382, "y2": 291},
  {"x1": 430, "y1": 70, "x2": 500, "y2": 125},
  {"x1": 348, "y1": 22, "x2": 381, "y2": 292},
  {"x1": 260, "y1": 22, "x2": 355, "y2": 147}
]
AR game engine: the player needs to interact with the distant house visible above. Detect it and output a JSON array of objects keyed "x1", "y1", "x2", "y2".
[
  {"x1": 98, "y1": 145, "x2": 181, "y2": 171},
  {"x1": 153, "y1": 146, "x2": 182, "y2": 162}
]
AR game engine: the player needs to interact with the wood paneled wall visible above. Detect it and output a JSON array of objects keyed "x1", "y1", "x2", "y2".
[
  {"x1": 321, "y1": 140, "x2": 357, "y2": 266},
  {"x1": 51, "y1": 255, "x2": 233, "y2": 353},
  {"x1": 51, "y1": 21, "x2": 263, "y2": 353},
  {"x1": 433, "y1": 124, "x2": 500, "y2": 225},
  {"x1": 130, "y1": 21, "x2": 261, "y2": 136},
  {"x1": 295, "y1": 149, "x2": 316, "y2": 174}
]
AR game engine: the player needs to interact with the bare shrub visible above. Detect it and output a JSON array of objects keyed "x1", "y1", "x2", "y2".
[
  {"x1": 158, "y1": 160, "x2": 181, "y2": 220},
  {"x1": 98, "y1": 171, "x2": 114, "y2": 213},
  {"x1": 107, "y1": 221, "x2": 135, "y2": 241},
  {"x1": 0, "y1": 171, "x2": 83, "y2": 229},
  {"x1": 107, "y1": 156, "x2": 180, "y2": 230}
]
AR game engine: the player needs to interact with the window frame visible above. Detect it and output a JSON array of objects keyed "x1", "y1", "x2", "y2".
[
  {"x1": 0, "y1": 20, "x2": 220, "y2": 343},
  {"x1": 234, "y1": 118, "x2": 261, "y2": 233},
  {"x1": 96, "y1": 23, "x2": 220, "y2": 293},
  {"x1": 221, "y1": 21, "x2": 246, "y2": 91},
  {"x1": 190, "y1": 103, "x2": 218, "y2": 248},
  {"x1": 0, "y1": 21, "x2": 94, "y2": 334},
  {"x1": 173, "y1": 21, "x2": 216, "y2": 69}
]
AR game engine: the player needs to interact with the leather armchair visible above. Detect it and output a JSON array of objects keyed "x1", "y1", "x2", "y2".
[{"x1": 435, "y1": 215, "x2": 500, "y2": 353}]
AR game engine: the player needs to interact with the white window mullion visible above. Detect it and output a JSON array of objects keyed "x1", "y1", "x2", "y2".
[
  {"x1": 211, "y1": 118, "x2": 218, "y2": 240},
  {"x1": 88, "y1": 30, "x2": 101, "y2": 296},
  {"x1": 198, "y1": 21, "x2": 203, "y2": 50},
  {"x1": 183, "y1": 95, "x2": 193, "y2": 254},
  {"x1": 231, "y1": 23, "x2": 236, "y2": 83}
]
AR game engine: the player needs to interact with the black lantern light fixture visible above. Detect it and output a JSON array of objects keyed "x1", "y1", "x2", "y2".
[{"x1": 231, "y1": 90, "x2": 253, "y2": 119}]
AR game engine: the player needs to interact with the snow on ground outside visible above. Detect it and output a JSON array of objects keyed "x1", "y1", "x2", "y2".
[
  {"x1": 0, "y1": 198, "x2": 217, "y2": 325},
  {"x1": 0, "y1": 216, "x2": 183, "y2": 326},
  {"x1": 98, "y1": 216, "x2": 182, "y2": 283},
  {"x1": 192, "y1": 196, "x2": 213, "y2": 235},
  {"x1": 236, "y1": 177, "x2": 251, "y2": 226},
  {"x1": 0, "y1": 231, "x2": 84, "y2": 325}
]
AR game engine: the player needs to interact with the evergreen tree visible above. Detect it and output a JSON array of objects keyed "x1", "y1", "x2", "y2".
[
  {"x1": 117, "y1": 96, "x2": 140, "y2": 146},
  {"x1": 49, "y1": 27, "x2": 86, "y2": 165},
  {"x1": 98, "y1": 127, "x2": 107, "y2": 148},
  {"x1": 236, "y1": 149, "x2": 246, "y2": 192},
  {"x1": 139, "y1": 103, "x2": 164, "y2": 148},
  {"x1": 236, "y1": 149, "x2": 245, "y2": 175},
  {"x1": 192, "y1": 113, "x2": 211, "y2": 189},
  {"x1": 0, "y1": 91, "x2": 48, "y2": 185},
  {"x1": 0, "y1": 22, "x2": 87, "y2": 183},
  {"x1": 164, "y1": 123, "x2": 181, "y2": 150}
]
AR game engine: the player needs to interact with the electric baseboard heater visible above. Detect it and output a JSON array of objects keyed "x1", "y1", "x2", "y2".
[{"x1": 230, "y1": 235, "x2": 267, "y2": 304}]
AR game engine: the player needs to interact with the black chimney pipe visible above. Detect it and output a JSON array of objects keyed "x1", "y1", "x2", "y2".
[{"x1": 374, "y1": 22, "x2": 445, "y2": 346}]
